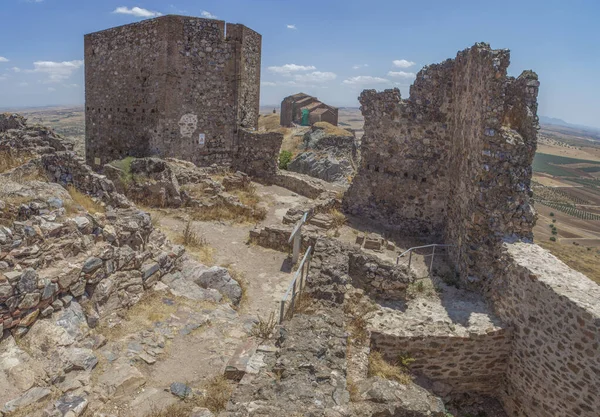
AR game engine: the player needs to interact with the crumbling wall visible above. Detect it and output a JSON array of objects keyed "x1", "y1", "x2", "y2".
[
  {"x1": 343, "y1": 43, "x2": 539, "y2": 285},
  {"x1": 489, "y1": 242, "x2": 600, "y2": 417},
  {"x1": 232, "y1": 129, "x2": 282, "y2": 181},
  {"x1": 85, "y1": 15, "x2": 262, "y2": 168}
]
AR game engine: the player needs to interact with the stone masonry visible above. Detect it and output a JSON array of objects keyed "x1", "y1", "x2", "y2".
[
  {"x1": 85, "y1": 15, "x2": 262, "y2": 168},
  {"x1": 489, "y1": 242, "x2": 600, "y2": 417},
  {"x1": 343, "y1": 43, "x2": 539, "y2": 286}
]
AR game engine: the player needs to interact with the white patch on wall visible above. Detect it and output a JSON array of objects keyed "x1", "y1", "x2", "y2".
[
  {"x1": 178, "y1": 114, "x2": 198, "y2": 138},
  {"x1": 199, "y1": 133, "x2": 206, "y2": 146}
]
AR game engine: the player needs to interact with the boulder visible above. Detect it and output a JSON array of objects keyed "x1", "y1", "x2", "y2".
[
  {"x1": 2, "y1": 386, "x2": 51, "y2": 414},
  {"x1": 182, "y1": 261, "x2": 242, "y2": 306}
]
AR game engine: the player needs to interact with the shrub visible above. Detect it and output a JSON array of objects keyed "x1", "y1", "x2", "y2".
[
  {"x1": 549, "y1": 236, "x2": 557, "y2": 242},
  {"x1": 368, "y1": 351, "x2": 412, "y2": 385},
  {"x1": 551, "y1": 229, "x2": 558, "y2": 235},
  {"x1": 279, "y1": 150, "x2": 293, "y2": 170},
  {"x1": 550, "y1": 212, "x2": 555, "y2": 217},
  {"x1": 250, "y1": 311, "x2": 277, "y2": 341}
]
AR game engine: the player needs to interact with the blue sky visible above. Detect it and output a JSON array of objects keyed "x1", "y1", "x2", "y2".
[{"x1": 0, "y1": 0, "x2": 599, "y2": 128}]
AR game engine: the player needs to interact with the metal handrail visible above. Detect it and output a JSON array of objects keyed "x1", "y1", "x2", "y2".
[
  {"x1": 279, "y1": 246, "x2": 312, "y2": 323},
  {"x1": 396, "y1": 244, "x2": 454, "y2": 274}
]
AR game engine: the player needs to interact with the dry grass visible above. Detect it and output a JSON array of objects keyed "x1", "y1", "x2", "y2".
[
  {"x1": 343, "y1": 292, "x2": 378, "y2": 345},
  {"x1": 368, "y1": 351, "x2": 413, "y2": 385},
  {"x1": 250, "y1": 311, "x2": 277, "y2": 341},
  {"x1": 190, "y1": 200, "x2": 266, "y2": 224},
  {"x1": 173, "y1": 220, "x2": 215, "y2": 265},
  {"x1": 0, "y1": 148, "x2": 34, "y2": 173},
  {"x1": 258, "y1": 113, "x2": 284, "y2": 132},
  {"x1": 313, "y1": 121, "x2": 353, "y2": 137},
  {"x1": 328, "y1": 208, "x2": 347, "y2": 229},
  {"x1": 96, "y1": 291, "x2": 212, "y2": 342},
  {"x1": 347, "y1": 377, "x2": 361, "y2": 402},
  {"x1": 232, "y1": 185, "x2": 260, "y2": 207},
  {"x1": 291, "y1": 291, "x2": 315, "y2": 316},
  {"x1": 65, "y1": 185, "x2": 105, "y2": 215},
  {"x1": 537, "y1": 240, "x2": 600, "y2": 284},
  {"x1": 199, "y1": 375, "x2": 233, "y2": 413}
]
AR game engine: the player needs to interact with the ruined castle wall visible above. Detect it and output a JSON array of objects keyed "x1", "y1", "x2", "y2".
[
  {"x1": 233, "y1": 129, "x2": 283, "y2": 181},
  {"x1": 371, "y1": 329, "x2": 512, "y2": 396},
  {"x1": 85, "y1": 18, "x2": 167, "y2": 165},
  {"x1": 85, "y1": 16, "x2": 261, "y2": 169},
  {"x1": 343, "y1": 87, "x2": 450, "y2": 236},
  {"x1": 444, "y1": 48, "x2": 538, "y2": 284},
  {"x1": 228, "y1": 24, "x2": 261, "y2": 131},
  {"x1": 489, "y1": 242, "x2": 600, "y2": 417},
  {"x1": 343, "y1": 44, "x2": 539, "y2": 285}
]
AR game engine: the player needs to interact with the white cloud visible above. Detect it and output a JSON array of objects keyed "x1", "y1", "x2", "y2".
[
  {"x1": 18, "y1": 82, "x2": 29, "y2": 87},
  {"x1": 287, "y1": 24, "x2": 297, "y2": 30},
  {"x1": 393, "y1": 59, "x2": 416, "y2": 68},
  {"x1": 0, "y1": 75, "x2": 7, "y2": 81},
  {"x1": 261, "y1": 81, "x2": 278, "y2": 87},
  {"x1": 113, "y1": 6, "x2": 162, "y2": 18},
  {"x1": 294, "y1": 71, "x2": 337, "y2": 83},
  {"x1": 47, "y1": 87, "x2": 56, "y2": 92},
  {"x1": 28, "y1": 60, "x2": 84, "y2": 83},
  {"x1": 352, "y1": 64, "x2": 369, "y2": 70},
  {"x1": 342, "y1": 76, "x2": 390, "y2": 86},
  {"x1": 64, "y1": 83, "x2": 79, "y2": 88},
  {"x1": 0, "y1": 57, "x2": 9, "y2": 63},
  {"x1": 268, "y1": 64, "x2": 317, "y2": 75},
  {"x1": 201, "y1": 10, "x2": 217, "y2": 19},
  {"x1": 11, "y1": 67, "x2": 21, "y2": 73},
  {"x1": 387, "y1": 71, "x2": 416, "y2": 79},
  {"x1": 267, "y1": 64, "x2": 317, "y2": 75}
]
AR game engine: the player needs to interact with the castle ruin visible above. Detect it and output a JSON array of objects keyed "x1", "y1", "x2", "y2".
[{"x1": 85, "y1": 15, "x2": 267, "y2": 169}]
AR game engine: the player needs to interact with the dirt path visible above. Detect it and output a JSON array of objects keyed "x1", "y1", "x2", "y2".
[{"x1": 93, "y1": 183, "x2": 312, "y2": 416}]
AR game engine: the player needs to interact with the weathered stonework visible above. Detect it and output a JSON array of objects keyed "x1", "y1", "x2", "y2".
[
  {"x1": 85, "y1": 15, "x2": 262, "y2": 168},
  {"x1": 489, "y1": 242, "x2": 600, "y2": 417},
  {"x1": 343, "y1": 43, "x2": 539, "y2": 285}
]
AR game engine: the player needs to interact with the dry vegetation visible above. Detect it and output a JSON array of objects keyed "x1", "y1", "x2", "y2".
[
  {"x1": 313, "y1": 121, "x2": 353, "y2": 137},
  {"x1": 144, "y1": 376, "x2": 232, "y2": 416},
  {"x1": 0, "y1": 148, "x2": 34, "y2": 173},
  {"x1": 367, "y1": 351, "x2": 413, "y2": 385},
  {"x1": 250, "y1": 311, "x2": 277, "y2": 341},
  {"x1": 65, "y1": 185, "x2": 105, "y2": 215},
  {"x1": 328, "y1": 208, "x2": 347, "y2": 230},
  {"x1": 175, "y1": 220, "x2": 215, "y2": 265},
  {"x1": 96, "y1": 291, "x2": 213, "y2": 342},
  {"x1": 537, "y1": 241, "x2": 600, "y2": 284}
]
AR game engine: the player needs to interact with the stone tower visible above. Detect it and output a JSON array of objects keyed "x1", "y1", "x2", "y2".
[{"x1": 84, "y1": 15, "x2": 261, "y2": 167}]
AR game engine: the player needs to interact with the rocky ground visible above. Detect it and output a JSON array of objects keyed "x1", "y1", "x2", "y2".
[
  {"x1": 0, "y1": 113, "x2": 512, "y2": 417},
  {"x1": 287, "y1": 123, "x2": 358, "y2": 185}
]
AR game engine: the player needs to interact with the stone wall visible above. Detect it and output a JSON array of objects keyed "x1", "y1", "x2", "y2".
[
  {"x1": 85, "y1": 15, "x2": 261, "y2": 168},
  {"x1": 232, "y1": 130, "x2": 283, "y2": 181},
  {"x1": 347, "y1": 252, "x2": 413, "y2": 300},
  {"x1": 489, "y1": 242, "x2": 600, "y2": 417},
  {"x1": 343, "y1": 43, "x2": 539, "y2": 285}
]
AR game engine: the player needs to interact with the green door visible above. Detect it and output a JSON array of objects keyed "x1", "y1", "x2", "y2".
[{"x1": 301, "y1": 109, "x2": 310, "y2": 126}]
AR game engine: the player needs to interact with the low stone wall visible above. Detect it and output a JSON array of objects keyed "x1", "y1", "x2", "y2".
[
  {"x1": 41, "y1": 152, "x2": 130, "y2": 209},
  {"x1": 248, "y1": 224, "x2": 316, "y2": 253},
  {"x1": 348, "y1": 252, "x2": 413, "y2": 300},
  {"x1": 489, "y1": 242, "x2": 600, "y2": 417},
  {"x1": 0, "y1": 206, "x2": 185, "y2": 335},
  {"x1": 272, "y1": 171, "x2": 329, "y2": 199},
  {"x1": 371, "y1": 329, "x2": 511, "y2": 397},
  {"x1": 233, "y1": 129, "x2": 283, "y2": 182}
]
